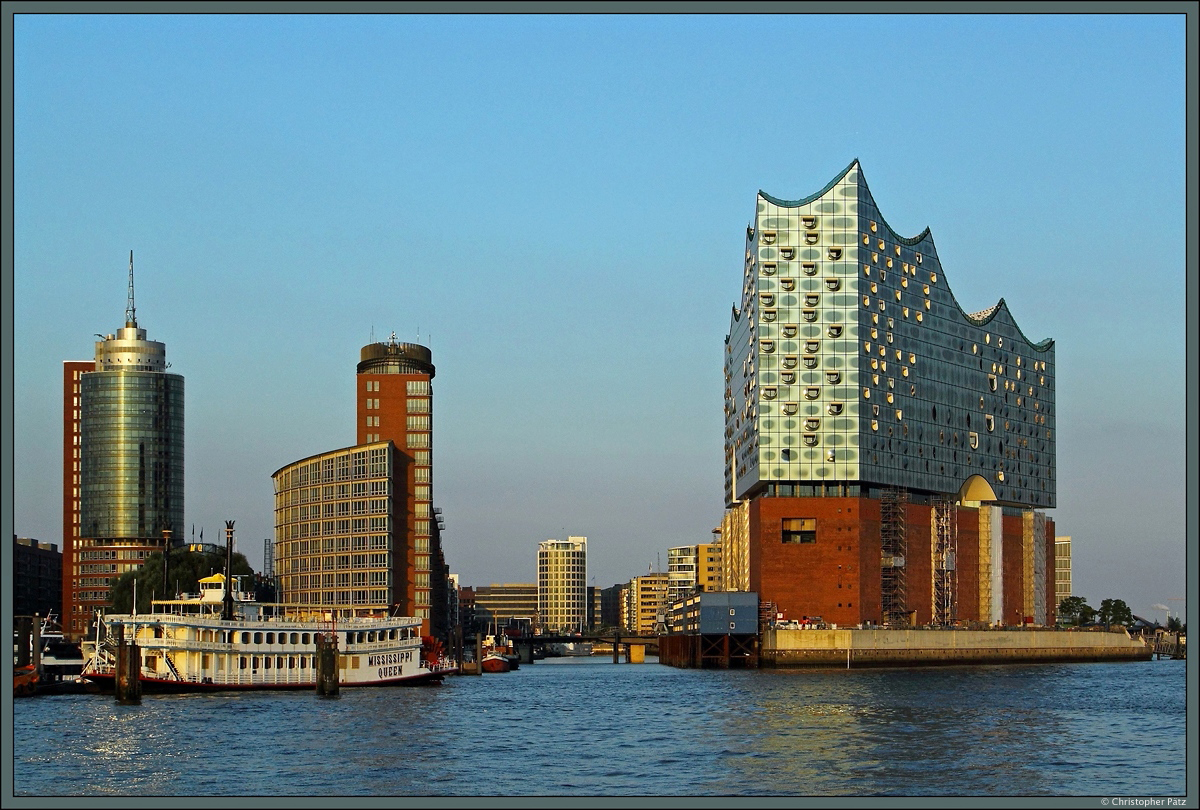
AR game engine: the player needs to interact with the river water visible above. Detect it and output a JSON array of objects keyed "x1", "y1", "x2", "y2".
[{"x1": 9, "y1": 657, "x2": 1188, "y2": 799}]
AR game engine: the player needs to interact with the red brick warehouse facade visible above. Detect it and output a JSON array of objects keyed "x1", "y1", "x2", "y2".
[{"x1": 724, "y1": 161, "x2": 1056, "y2": 628}]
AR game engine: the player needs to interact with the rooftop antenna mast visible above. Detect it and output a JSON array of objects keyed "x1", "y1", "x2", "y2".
[{"x1": 125, "y1": 250, "x2": 137, "y2": 328}]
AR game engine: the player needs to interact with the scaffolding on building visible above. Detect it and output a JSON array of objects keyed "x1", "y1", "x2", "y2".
[
  {"x1": 880, "y1": 487, "x2": 909, "y2": 625},
  {"x1": 931, "y1": 495, "x2": 958, "y2": 626}
]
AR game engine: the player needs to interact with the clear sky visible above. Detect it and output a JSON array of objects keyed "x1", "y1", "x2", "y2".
[{"x1": 9, "y1": 11, "x2": 1191, "y2": 622}]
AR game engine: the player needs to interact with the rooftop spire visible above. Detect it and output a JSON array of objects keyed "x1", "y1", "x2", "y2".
[{"x1": 125, "y1": 250, "x2": 137, "y2": 328}]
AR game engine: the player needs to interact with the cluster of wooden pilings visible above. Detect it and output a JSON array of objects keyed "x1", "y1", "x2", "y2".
[{"x1": 657, "y1": 634, "x2": 760, "y2": 669}]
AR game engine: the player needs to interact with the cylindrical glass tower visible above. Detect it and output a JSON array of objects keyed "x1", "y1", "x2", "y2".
[{"x1": 80, "y1": 319, "x2": 184, "y2": 543}]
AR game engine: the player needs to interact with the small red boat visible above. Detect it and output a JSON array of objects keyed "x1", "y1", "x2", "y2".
[
  {"x1": 14, "y1": 665, "x2": 39, "y2": 697},
  {"x1": 481, "y1": 652, "x2": 511, "y2": 673}
]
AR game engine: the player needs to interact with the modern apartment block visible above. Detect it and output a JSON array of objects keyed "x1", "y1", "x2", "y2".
[
  {"x1": 273, "y1": 335, "x2": 451, "y2": 638},
  {"x1": 63, "y1": 256, "x2": 184, "y2": 637},
  {"x1": 723, "y1": 160, "x2": 1056, "y2": 628},
  {"x1": 538, "y1": 537, "x2": 588, "y2": 633},
  {"x1": 1054, "y1": 536, "x2": 1072, "y2": 608},
  {"x1": 667, "y1": 542, "x2": 724, "y2": 606},
  {"x1": 624, "y1": 573, "x2": 670, "y2": 635}
]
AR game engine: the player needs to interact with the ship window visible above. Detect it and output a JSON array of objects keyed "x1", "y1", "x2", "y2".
[
  {"x1": 782, "y1": 519, "x2": 817, "y2": 545},
  {"x1": 254, "y1": 632, "x2": 263, "y2": 644},
  {"x1": 291, "y1": 633, "x2": 299, "y2": 645},
  {"x1": 303, "y1": 633, "x2": 311, "y2": 645},
  {"x1": 241, "y1": 632, "x2": 250, "y2": 645}
]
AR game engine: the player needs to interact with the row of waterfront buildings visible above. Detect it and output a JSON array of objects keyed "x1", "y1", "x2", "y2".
[{"x1": 40, "y1": 160, "x2": 1069, "y2": 644}]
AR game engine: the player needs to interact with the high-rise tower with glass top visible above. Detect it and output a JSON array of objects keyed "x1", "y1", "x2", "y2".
[{"x1": 63, "y1": 253, "x2": 184, "y2": 636}]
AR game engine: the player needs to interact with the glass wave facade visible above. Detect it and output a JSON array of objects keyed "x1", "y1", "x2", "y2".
[{"x1": 724, "y1": 160, "x2": 1055, "y2": 509}]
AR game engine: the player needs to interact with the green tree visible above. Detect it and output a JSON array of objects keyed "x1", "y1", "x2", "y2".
[
  {"x1": 109, "y1": 550, "x2": 255, "y2": 613},
  {"x1": 1097, "y1": 598, "x2": 1134, "y2": 628},
  {"x1": 1058, "y1": 596, "x2": 1096, "y2": 626},
  {"x1": 1166, "y1": 616, "x2": 1183, "y2": 633}
]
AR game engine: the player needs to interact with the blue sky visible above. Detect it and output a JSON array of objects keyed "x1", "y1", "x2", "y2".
[{"x1": 9, "y1": 12, "x2": 1190, "y2": 620}]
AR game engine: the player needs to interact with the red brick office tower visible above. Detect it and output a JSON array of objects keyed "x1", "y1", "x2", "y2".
[
  {"x1": 356, "y1": 334, "x2": 446, "y2": 636},
  {"x1": 724, "y1": 161, "x2": 1056, "y2": 629}
]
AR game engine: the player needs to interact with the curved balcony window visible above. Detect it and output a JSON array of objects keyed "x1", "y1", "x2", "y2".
[
  {"x1": 802, "y1": 262, "x2": 817, "y2": 276},
  {"x1": 802, "y1": 216, "x2": 817, "y2": 229},
  {"x1": 827, "y1": 402, "x2": 843, "y2": 415},
  {"x1": 996, "y1": 470, "x2": 1005, "y2": 482},
  {"x1": 869, "y1": 220, "x2": 877, "y2": 232},
  {"x1": 863, "y1": 388, "x2": 871, "y2": 399},
  {"x1": 804, "y1": 294, "x2": 820, "y2": 307},
  {"x1": 902, "y1": 307, "x2": 910, "y2": 318},
  {"x1": 969, "y1": 432, "x2": 979, "y2": 450},
  {"x1": 862, "y1": 233, "x2": 870, "y2": 245},
  {"x1": 804, "y1": 418, "x2": 821, "y2": 431},
  {"x1": 782, "y1": 324, "x2": 798, "y2": 338},
  {"x1": 782, "y1": 402, "x2": 798, "y2": 416},
  {"x1": 760, "y1": 293, "x2": 775, "y2": 307},
  {"x1": 761, "y1": 340, "x2": 775, "y2": 353},
  {"x1": 802, "y1": 355, "x2": 818, "y2": 369},
  {"x1": 827, "y1": 247, "x2": 843, "y2": 260},
  {"x1": 805, "y1": 341, "x2": 820, "y2": 353},
  {"x1": 988, "y1": 374, "x2": 997, "y2": 391},
  {"x1": 872, "y1": 252, "x2": 879, "y2": 263},
  {"x1": 923, "y1": 284, "x2": 930, "y2": 295},
  {"x1": 895, "y1": 409, "x2": 903, "y2": 421},
  {"x1": 804, "y1": 387, "x2": 821, "y2": 400},
  {"x1": 825, "y1": 371, "x2": 841, "y2": 384},
  {"x1": 781, "y1": 371, "x2": 796, "y2": 385},
  {"x1": 985, "y1": 414, "x2": 995, "y2": 432},
  {"x1": 761, "y1": 262, "x2": 776, "y2": 276},
  {"x1": 780, "y1": 278, "x2": 795, "y2": 291},
  {"x1": 825, "y1": 278, "x2": 841, "y2": 291},
  {"x1": 762, "y1": 309, "x2": 777, "y2": 322},
  {"x1": 895, "y1": 245, "x2": 902, "y2": 256},
  {"x1": 827, "y1": 325, "x2": 844, "y2": 338},
  {"x1": 826, "y1": 449, "x2": 836, "y2": 462},
  {"x1": 877, "y1": 239, "x2": 885, "y2": 251},
  {"x1": 894, "y1": 290, "x2": 903, "y2": 301},
  {"x1": 803, "y1": 434, "x2": 819, "y2": 447},
  {"x1": 780, "y1": 246, "x2": 796, "y2": 260},
  {"x1": 762, "y1": 231, "x2": 776, "y2": 245},
  {"x1": 871, "y1": 420, "x2": 879, "y2": 431},
  {"x1": 901, "y1": 278, "x2": 908, "y2": 288},
  {"x1": 762, "y1": 387, "x2": 778, "y2": 400},
  {"x1": 916, "y1": 253, "x2": 922, "y2": 264},
  {"x1": 870, "y1": 282, "x2": 878, "y2": 293},
  {"x1": 803, "y1": 309, "x2": 818, "y2": 322},
  {"x1": 782, "y1": 355, "x2": 798, "y2": 369},
  {"x1": 886, "y1": 392, "x2": 894, "y2": 404},
  {"x1": 886, "y1": 257, "x2": 894, "y2": 268},
  {"x1": 805, "y1": 232, "x2": 819, "y2": 245}
]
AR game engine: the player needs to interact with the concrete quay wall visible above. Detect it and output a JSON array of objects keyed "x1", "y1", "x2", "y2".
[{"x1": 762, "y1": 628, "x2": 1152, "y2": 668}]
